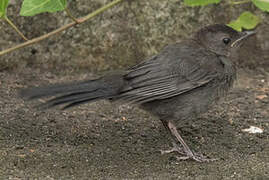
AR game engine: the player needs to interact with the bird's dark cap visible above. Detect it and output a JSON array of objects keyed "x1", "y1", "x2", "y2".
[
  {"x1": 196, "y1": 24, "x2": 239, "y2": 37},
  {"x1": 196, "y1": 24, "x2": 256, "y2": 48}
]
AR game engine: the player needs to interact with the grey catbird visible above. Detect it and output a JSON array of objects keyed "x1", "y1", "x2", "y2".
[{"x1": 20, "y1": 24, "x2": 255, "y2": 162}]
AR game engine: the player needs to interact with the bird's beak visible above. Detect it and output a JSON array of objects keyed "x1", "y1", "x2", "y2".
[{"x1": 231, "y1": 30, "x2": 256, "y2": 47}]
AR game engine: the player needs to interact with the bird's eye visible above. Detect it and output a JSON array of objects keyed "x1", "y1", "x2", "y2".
[{"x1": 222, "y1": 38, "x2": 231, "y2": 45}]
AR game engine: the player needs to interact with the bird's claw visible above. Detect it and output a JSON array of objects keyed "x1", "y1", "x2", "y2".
[
  {"x1": 176, "y1": 152, "x2": 218, "y2": 162},
  {"x1": 161, "y1": 142, "x2": 217, "y2": 162},
  {"x1": 160, "y1": 142, "x2": 185, "y2": 155}
]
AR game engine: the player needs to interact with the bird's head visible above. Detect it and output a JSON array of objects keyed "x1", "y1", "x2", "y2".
[{"x1": 195, "y1": 24, "x2": 255, "y2": 57}]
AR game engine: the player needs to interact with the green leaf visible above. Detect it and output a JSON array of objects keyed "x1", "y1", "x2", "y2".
[
  {"x1": 0, "y1": 0, "x2": 9, "y2": 18},
  {"x1": 227, "y1": 11, "x2": 260, "y2": 32},
  {"x1": 20, "y1": 0, "x2": 67, "y2": 16},
  {"x1": 184, "y1": 0, "x2": 221, "y2": 6},
  {"x1": 252, "y1": 0, "x2": 269, "y2": 12}
]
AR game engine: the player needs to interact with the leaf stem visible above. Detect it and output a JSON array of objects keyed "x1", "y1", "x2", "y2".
[
  {"x1": 230, "y1": 0, "x2": 251, "y2": 5},
  {"x1": 65, "y1": 7, "x2": 80, "y2": 23},
  {"x1": 0, "y1": 0, "x2": 125, "y2": 56},
  {"x1": 4, "y1": 16, "x2": 29, "y2": 41}
]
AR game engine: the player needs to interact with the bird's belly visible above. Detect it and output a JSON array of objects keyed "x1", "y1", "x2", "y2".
[{"x1": 141, "y1": 84, "x2": 225, "y2": 121}]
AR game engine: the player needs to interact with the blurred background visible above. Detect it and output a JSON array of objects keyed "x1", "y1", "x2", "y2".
[{"x1": 0, "y1": 0, "x2": 268, "y2": 74}]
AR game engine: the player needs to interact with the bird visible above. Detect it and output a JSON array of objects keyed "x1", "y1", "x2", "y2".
[{"x1": 20, "y1": 24, "x2": 255, "y2": 162}]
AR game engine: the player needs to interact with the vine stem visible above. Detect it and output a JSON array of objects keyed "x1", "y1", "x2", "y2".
[
  {"x1": 4, "y1": 16, "x2": 29, "y2": 41},
  {"x1": 0, "y1": 0, "x2": 125, "y2": 56},
  {"x1": 65, "y1": 7, "x2": 80, "y2": 23}
]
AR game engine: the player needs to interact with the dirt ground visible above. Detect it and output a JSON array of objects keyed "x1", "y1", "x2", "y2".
[{"x1": 0, "y1": 67, "x2": 268, "y2": 179}]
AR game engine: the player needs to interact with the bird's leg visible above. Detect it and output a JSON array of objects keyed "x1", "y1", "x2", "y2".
[{"x1": 161, "y1": 120, "x2": 216, "y2": 162}]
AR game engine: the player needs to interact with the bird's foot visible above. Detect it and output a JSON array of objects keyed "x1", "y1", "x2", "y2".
[
  {"x1": 161, "y1": 142, "x2": 217, "y2": 163},
  {"x1": 161, "y1": 142, "x2": 185, "y2": 155},
  {"x1": 175, "y1": 152, "x2": 217, "y2": 162}
]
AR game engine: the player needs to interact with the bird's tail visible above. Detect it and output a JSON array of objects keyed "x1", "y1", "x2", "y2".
[{"x1": 19, "y1": 73, "x2": 125, "y2": 109}]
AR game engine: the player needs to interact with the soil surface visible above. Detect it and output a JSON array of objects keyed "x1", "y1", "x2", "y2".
[{"x1": 0, "y1": 68, "x2": 268, "y2": 179}]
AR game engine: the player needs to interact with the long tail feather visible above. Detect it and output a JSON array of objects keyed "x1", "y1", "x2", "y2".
[{"x1": 20, "y1": 73, "x2": 125, "y2": 108}]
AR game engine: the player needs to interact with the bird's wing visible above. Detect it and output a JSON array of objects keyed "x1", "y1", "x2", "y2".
[{"x1": 118, "y1": 43, "x2": 222, "y2": 104}]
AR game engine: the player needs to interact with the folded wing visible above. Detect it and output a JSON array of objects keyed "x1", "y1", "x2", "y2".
[{"x1": 118, "y1": 43, "x2": 221, "y2": 104}]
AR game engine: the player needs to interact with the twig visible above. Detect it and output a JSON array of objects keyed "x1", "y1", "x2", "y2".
[
  {"x1": 4, "y1": 16, "x2": 29, "y2": 41},
  {"x1": 65, "y1": 7, "x2": 80, "y2": 23},
  {"x1": 0, "y1": 0, "x2": 125, "y2": 56}
]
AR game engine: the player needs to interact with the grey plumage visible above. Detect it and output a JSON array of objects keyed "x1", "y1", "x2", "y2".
[{"x1": 20, "y1": 24, "x2": 255, "y2": 162}]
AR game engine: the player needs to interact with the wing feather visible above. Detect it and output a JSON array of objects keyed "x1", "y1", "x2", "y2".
[{"x1": 117, "y1": 42, "x2": 222, "y2": 104}]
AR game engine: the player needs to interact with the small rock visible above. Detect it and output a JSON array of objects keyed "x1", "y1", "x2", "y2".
[{"x1": 242, "y1": 126, "x2": 263, "y2": 134}]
